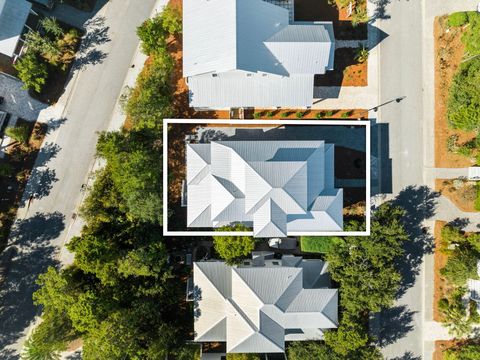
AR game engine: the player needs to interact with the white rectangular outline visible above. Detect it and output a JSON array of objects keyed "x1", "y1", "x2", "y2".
[{"x1": 163, "y1": 119, "x2": 371, "y2": 237}]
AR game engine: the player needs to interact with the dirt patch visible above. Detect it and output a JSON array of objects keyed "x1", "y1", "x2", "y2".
[
  {"x1": 0, "y1": 121, "x2": 47, "y2": 251},
  {"x1": 435, "y1": 179, "x2": 478, "y2": 212},
  {"x1": 433, "y1": 221, "x2": 449, "y2": 322},
  {"x1": 315, "y1": 47, "x2": 367, "y2": 87},
  {"x1": 434, "y1": 16, "x2": 477, "y2": 168}
]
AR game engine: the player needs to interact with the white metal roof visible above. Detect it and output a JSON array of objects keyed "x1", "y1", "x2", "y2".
[
  {"x1": 193, "y1": 256, "x2": 338, "y2": 353},
  {"x1": 183, "y1": 0, "x2": 334, "y2": 108},
  {"x1": 187, "y1": 140, "x2": 343, "y2": 236},
  {"x1": 187, "y1": 72, "x2": 315, "y2": 108},
  {"x1": 0, "y1": 0, "x2": 31, "y2": 57}
]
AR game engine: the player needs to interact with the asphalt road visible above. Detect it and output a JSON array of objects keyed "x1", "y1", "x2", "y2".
[
  {"x1": 0, "y1": 0, "x2": 156, "y2": 358},
  {"x1": 374, "y1": 1, "x2": 479, "y2": 359}
]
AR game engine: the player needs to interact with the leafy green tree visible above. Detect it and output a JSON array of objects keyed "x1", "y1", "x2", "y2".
[
  {"x1": 5, "y1": 124, "x2": 30, "y2": 145},
  {"x1": 137, "y1": 15, "x2": 167, "y2": 55},
  {"x1": 213, "y1": 224, "x2": 256, "y2": 265},
  {"x1": 14, "y1": 53, "x2": 48, "y2": 93},
  {"x1": 95, "y1": 129, "x2": 163, "y2": 225},
  {"x1": 448, "y1": 12, "x2": 469, "y2": 27},
  {"x1": 445, "y1": 343, "x2": 480, "y2": 360},
  {"x1": 287, "y1": 341, "x2": 333, "y2": 360},
  {"x1": 440, "y1": 248, "x2": 478, "y2": 286},
  {"x1": 462, "y1": 12, "x2": 480, "y2": 56},
  {"x1": 123, "y1": 50, "x2": 174, "y2": 129},
  {"x1": 226, "y1": 354, "x2": 263, "y2": 360},
  {"x1": 160, "y1": 5, "x2": 182, "y2": 35},
  {"x1": 447, "y1": 57, "x2": 480, "y2": 131},
  {"x1": 326, "y1": 203, "x2": 408, "y2": 313},
  {"x1": 21, "y1": 334, "x2": 61, "y2": 360},
  {"x1": 324, "y1": 314, "x2": 370, "y2": 356}
]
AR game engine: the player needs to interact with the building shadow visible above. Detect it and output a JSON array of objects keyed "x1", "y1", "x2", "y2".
[
  {"x1": 0, "y1": 212, "x2": 65, "y2": 359},
  {"x1": 371, "y1": 122, "x2": 392, "y2": 195},
  {"x1": 375, "y1": 305, "x2": 416, "y2": 347}
]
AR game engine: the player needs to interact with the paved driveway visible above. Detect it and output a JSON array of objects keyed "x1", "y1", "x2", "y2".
[{"x1": 0, "y1": 73, "x2": 47, "y2": 122}]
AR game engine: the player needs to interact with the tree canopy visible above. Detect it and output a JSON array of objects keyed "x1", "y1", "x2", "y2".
[{"x1": 212, "y1": 224, "x2": 256, "y2": 265}]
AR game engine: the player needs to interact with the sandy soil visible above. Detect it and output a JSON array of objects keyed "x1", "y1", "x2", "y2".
[
  {"x1": 435, "y1": 179, "x2": 478, "y2": 212},
  {"x1": 434, "y1": 16, "x2": 476, "y2": 168}
]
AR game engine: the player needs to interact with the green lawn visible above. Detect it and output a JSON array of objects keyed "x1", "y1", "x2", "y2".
[
  {"x1": 300, "y1": 236, "x2": 341, "y2": 254},
  {"x1": 475, "y1": 182, "x2": 480, "y2": 211}
]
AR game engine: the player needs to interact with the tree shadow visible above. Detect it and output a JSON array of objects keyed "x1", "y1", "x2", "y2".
[
  {"x1": 391, "y1": 185, "x2": 439, "y2": 299},
  {"x1": 21, "y1": 167, "x2": 58, "y2": 206},
  {"x1": 369, "y1": 0, "x2": 392, "y2": 23},
  {"x1": 34, "y1": 142, "x2": 60, "y2": 168},
  {"x1": 0, "y1": 212, "x2": 65, "y2": 359},
  {"x1": 45, "y1": 118, "x2": 67, "y2": 135},
  {"x1": 375, "y1": 305, "x2": 416, "y2": 347},
  {"x1": 447, "y1": 217, "x2": 470, "y2": 230},
  {"x1": 72, "y1": 15, "x2": 110, "y2": 71},
  {"x1": 390, "y1": 352, "x2": 422, "y2": 360},
  {"x1": 65, "y1": 350, "x2": 82, "y2": 360}
]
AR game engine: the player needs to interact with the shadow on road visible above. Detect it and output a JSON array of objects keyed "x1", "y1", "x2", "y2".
[
  {"x1": 376, "y1": 305, "x2": 416, "y2": 347},
  {"x1": 392, "y1": 185, "x2": 439, "y2": 299},
  {"x1": 22, "y1": 168, "x2": 59, "y2": 206},
  {"x1": 73, "y1": 16, "x2": 111, "y2": 71},
  {"x1": 390, "y1": 351, "x2": 422, "y2": 360},
  {"x1": 369, "y1": 0, "x2": 392, "y2": 23},
  {"x1": 0, "y1": 212, "x2": 65, "y2": 359}
]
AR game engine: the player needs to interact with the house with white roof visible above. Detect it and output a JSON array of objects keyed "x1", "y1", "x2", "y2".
[
  {"x1": 193, "y1": 253, "x2": 338, "y2": 355},
  {"x1": 0, "y1": 0, "x2": 38, "y2": 62},
  {"x1": 182, "y1": 0, "x2": 335, "y2": 109},
  {"x1": 186, "y1": 139, "x2": 343, "y2": 237}
]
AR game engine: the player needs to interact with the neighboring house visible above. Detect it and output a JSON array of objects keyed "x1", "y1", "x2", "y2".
[
  {"x1": 0, "y1": 0, "x2": 39, "y2": 62},
  {"x1": 186, "y1": 140, "x2": 343, "y2": 237},
  {"x1": 193, "y1": 253, "x2": 338, "y2": 355},
  {"x1": 467, "y1": 260, "x2": 480, "y2": 313},
  {"x1": 182, "y1": 0, "x2": 335, "y2": 109}
]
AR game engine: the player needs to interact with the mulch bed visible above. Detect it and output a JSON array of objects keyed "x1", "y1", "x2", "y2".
[
  {"x1": 0, "y1": 120, "x2": 47, "y2": 252},
  {"x1": 315, "y1": 47, "x2": 367, "y2": 87},
  {"x1": 435, "y1": 179, "x2": 478, "y2": 213}
]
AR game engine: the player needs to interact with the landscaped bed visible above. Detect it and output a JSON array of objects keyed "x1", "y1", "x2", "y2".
[
  {"x1": 434, "y1": 15, "x2": 476, "y2": 168},
  {"x1": 0, "y1": 120, "x2": 47, "y2": 251},
  {"x1": 252, "y1": 108, "x2": 368, "y2": 120},
  {"x1": 433, "y1": 221, "x2": 449, "y2": 323},
  {"x1": 436, "y1": 179, "x2": 480, "y2": 212},
  {"x1": 315, "y1": 47, "x2": 367, "y2": 87}
]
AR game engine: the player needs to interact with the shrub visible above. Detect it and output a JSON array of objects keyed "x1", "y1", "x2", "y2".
[
  {"x1": 6, "y1": 124, "x2": 31, "y2": 145},
  {"x1": 266, "y1": 111, "x2": 274, "y2": 117},
  {"x1": 253, "y1": 112, "x2": 261, "y2": 119},
  {"x1": 325, "y1": 110, "x2": 334, "y2": 117},
  {"x1": 355, "y1": 44, "x2": 369, "y2": 63},
  {"x1": 160, "y1": 4, "x2": 182, "y2": 35},
  {"x1": 14, "y1": 53, "x2": 48, "y2": 93},
  {"x1": 281, "y1": 111, "x2": 290, "y2": 118},
  {"x1": 448, "y1": 12, "x2": 469, "y2": 27},
  {"x1": 351, "y1": 8, "x2": 369, "y2": 27},
  {"x1": 447, "y1": 134, "x2": 459, "y2": 153},
  {"x1": 213, "y1": 224, "x2": 256, "y2": 265},
  {"x1": 462, "y1": 12, "x2": 480, "y2": 56},
  {"x1": 447, "y1": 57, "x2": 480, "y2": 131},
  {"x1": 315, "y1": 112, "x2": 323, "y2": 119},
  {"x1": 295, "y1": 111, "x2": 303, "y2": 119}
]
